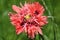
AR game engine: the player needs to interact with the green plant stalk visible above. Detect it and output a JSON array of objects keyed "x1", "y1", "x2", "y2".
[{"x1": 39, "y1": 34, "x2": 44, "y2": 40}]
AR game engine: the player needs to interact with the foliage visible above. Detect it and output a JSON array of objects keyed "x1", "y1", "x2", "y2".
[{"x1": 0, "y1": 0, "x2": 60, "y2": 40}]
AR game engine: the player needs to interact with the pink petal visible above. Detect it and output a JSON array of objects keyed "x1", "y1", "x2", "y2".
[
  {"x1": 12, "y1": 5, "x2": 21, "y2": 13},
  {"x1": 37, "y1": 27, "x2": 43, "y2": 35},
  {"x1": 16, "y1": 27, "x2": 24, "y2": 35}
]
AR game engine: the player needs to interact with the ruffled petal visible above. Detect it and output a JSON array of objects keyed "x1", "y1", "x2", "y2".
[
  {"x1": 37, "y1": 27, "x2": 43, "y2": 35},
  {"x1": 12, "y1": 5, "x2": 21, "y2": 13},
  {"x1": 16, "y1": 25, "x2": 24, "y2": 35}
]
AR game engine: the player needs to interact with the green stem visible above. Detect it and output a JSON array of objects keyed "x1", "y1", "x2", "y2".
[
  {"x1": 16, "y1": 35, "x2": 20, "y2": 40},
  {"x1": 39, "y1": 34, "x2": 44, "y2": 40},
  {"x1": 28, "y1": 38, "x2": 35, "y2": 40}
]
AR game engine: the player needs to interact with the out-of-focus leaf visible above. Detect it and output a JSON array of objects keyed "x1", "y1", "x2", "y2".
[{"x1": 40, "y1": 0, "x2": 60, "y2": 40}]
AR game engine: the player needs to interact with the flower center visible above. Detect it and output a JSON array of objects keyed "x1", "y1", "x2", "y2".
[{"x1": 25, "y1": 14, "x2": 31, "y2": 20}]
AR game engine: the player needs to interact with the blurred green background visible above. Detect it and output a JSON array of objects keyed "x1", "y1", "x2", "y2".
[{"x1": 0, "y1": 0, "x2": 60, "y2": 40}]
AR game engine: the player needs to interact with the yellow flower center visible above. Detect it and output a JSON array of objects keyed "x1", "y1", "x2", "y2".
[{"x1": 25, "y1": 14, "x2": 31, "y2": 20}]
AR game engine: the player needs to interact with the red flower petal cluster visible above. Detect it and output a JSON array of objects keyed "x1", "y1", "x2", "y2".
[{"x1": 8, "y1": 2, "x2": 48, "y2": 39}]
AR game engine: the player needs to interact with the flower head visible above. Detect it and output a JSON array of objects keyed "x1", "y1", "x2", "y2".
[{"x1": 8, "y1": 2, "x2": 48, "y2": 39}]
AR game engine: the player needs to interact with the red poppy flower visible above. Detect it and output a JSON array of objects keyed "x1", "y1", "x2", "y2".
[{"x1": 8, "y1": 2, "x2": 48, "y2": 39}]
